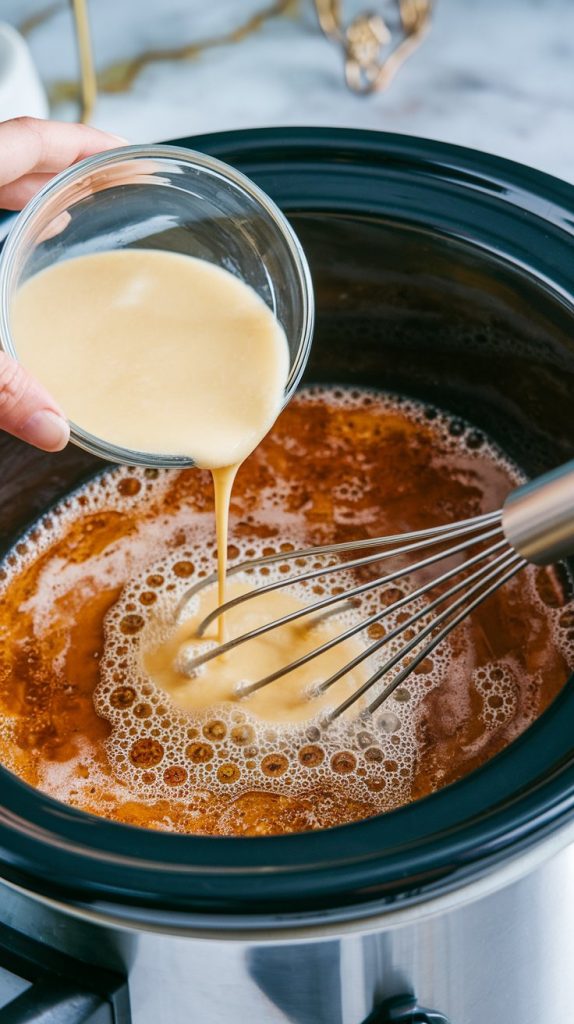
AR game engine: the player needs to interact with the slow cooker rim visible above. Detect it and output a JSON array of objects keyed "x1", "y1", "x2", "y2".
[
  {"x1": 0, "y1": 700, "x2": 574, "y2": 915},
  {"x1": 179, "y1": 124, "x2": 574, "y2": 233},
  {"x1": 1, "y1": 126, "x2": 574, "y2": 917}
]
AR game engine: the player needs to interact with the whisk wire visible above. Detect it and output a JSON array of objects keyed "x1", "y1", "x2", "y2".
[
  {"x1": 172, "y1": 457, "x2": 574, "y2": 721},
  {"x1": 328, "y1": 551, "x2": 525, "y2": 721},
  {"x1": 240, "y1": 536, "x2": 510, "y2": 696},
  {"x1": 180, "y1": 522, "x2": 505, "y2": 675},
  {"x1": 315, "y1": 545, "x2": 516, "y2": 699},
  {"x1": 365, "y1": 558, "x2": 526, "y2": 716},
  {"x1": 187, "y1": 511, "x2": 503, "y2": 635},
  {"x1": 174, "y1": 511, "x2": 502, "y2": 623}
]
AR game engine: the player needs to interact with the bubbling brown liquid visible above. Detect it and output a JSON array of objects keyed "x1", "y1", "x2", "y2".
[{"x1": 0, "y1": 387, "x2": 572, "y2": 835}]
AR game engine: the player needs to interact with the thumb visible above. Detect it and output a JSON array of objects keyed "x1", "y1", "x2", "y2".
[{"x1": 0, "y1": 352, "x2": 69, "y2": 452}]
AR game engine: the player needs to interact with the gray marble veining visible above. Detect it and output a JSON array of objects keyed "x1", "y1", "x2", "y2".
[{"x1": 1, "y1": 1, "x2": 573, "y2": 180}]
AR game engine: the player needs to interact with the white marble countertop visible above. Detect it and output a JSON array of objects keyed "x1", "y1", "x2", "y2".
[{"x1": 2, "y1": 0, "x2": 574, "y2": 183}]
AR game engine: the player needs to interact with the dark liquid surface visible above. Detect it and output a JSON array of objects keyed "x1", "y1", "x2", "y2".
[{"x1": 0, "y1": 388, "x2": 572, "y2": 835}]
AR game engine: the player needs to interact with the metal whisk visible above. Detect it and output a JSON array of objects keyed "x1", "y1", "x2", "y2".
[{"x1": 176, "y1": 461, "x2": 574, "y2": 723}]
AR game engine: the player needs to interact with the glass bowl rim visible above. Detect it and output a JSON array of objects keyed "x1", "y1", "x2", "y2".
[{"x1": 0, "y1": 143, "x2": 315, "y2": 467}]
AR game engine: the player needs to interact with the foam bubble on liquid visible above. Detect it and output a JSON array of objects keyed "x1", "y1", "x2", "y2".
[
  {"x1": 473, "y1": 661, "x2": 519, "y2": 728},
  {"x1": 94, "y1": 530, "x2": 441, "y2": 809},
  {"x1": 300, "y1": 386, "x2": 518, "y2": 468}
]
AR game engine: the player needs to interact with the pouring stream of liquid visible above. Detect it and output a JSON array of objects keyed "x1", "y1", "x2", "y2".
[{"x1": 212, "y1": 464, "x2": 240, "y2": 641}]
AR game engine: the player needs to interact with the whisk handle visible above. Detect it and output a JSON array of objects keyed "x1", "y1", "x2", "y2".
[{"x1": 502, "y1": 459, "x2": 574, "y2": 565}]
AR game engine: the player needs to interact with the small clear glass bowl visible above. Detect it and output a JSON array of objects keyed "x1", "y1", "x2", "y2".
[{"x1": 0, "y1": 144, "x2": 315, "y2": 467}]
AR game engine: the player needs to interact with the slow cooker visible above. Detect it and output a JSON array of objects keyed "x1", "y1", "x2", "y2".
[{"x1": 0, "y1": 127, "x2": 573, "y2": 1024}]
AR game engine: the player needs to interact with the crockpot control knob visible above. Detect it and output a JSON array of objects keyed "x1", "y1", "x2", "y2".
[{"x1": 366, "y1": 993, "x2": 450, "y2": 1023}]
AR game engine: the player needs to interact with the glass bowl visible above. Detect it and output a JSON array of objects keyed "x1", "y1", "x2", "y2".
[{"x1": 0, "y1": 144, "x2": 314, "y2": 467}]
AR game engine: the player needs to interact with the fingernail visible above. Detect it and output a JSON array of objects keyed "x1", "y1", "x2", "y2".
[
  {"x1": 20, "y1": 410, "x2": 70, "y2": 452},
  {"x1": 111, "y1": 134, "x2": 129, "y2": 144}
]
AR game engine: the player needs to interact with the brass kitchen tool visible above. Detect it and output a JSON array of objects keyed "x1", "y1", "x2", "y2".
[
  {"x1": 33, "y1": 0, "x2": 433, "y2": 124},
  {"x1": 71, "y1": 0, "x2": 96, "y2": 123},
  {"x1": 315, "y1": 0, "x2": 433, "y2": 93}
]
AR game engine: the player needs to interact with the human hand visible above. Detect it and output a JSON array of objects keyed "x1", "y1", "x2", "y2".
[{"x1": 0, "y1": 117, "x2": 126, "y2": 451}]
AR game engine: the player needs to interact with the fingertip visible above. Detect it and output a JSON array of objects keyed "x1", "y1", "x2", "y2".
[{"x1": 19, "y1": 409, "x2": 70, "y2": 452}]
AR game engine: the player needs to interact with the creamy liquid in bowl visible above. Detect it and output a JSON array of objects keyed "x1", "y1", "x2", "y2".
[
  {"x1": 11, "y1": 249, "x2": 290, "y2": 631},
  {"x1": 11, "y1": 249, "x2": 289, "y2": 466}
]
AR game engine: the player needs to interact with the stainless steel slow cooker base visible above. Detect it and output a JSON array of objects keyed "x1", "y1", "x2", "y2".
[
  {"x1": 3, "y1": 820, "x2": 574, "y2": 1023},
  {"x1": 1, "y1": 128, "x2": 574, "y2": 1024},
  {"x1": 128, "y1": 829, "x2": 574, "y2": 1024}
]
